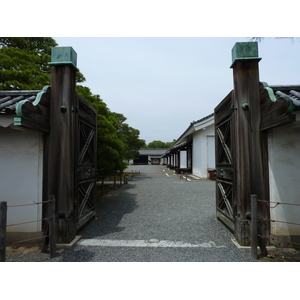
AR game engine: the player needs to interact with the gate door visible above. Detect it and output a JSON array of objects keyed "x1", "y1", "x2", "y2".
[
  {"x1": 75, "y1": 96, "x2": 97, "y2": 230},
  {"x1": 215, "y1": 92, "x2": 235, "y2": 231}
]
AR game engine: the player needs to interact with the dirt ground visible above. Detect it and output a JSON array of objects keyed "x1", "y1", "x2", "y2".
[{"x1": 257, "y1": 247, "x2": 300, "y2": 262}]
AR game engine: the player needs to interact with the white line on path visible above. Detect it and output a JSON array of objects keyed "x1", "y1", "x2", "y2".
[{"x1": 78, "y1": 239, "x2": 227, "y2": 248}]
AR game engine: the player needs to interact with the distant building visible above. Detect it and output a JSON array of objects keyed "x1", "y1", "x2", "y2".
[
  {"x1": 133, "y1": 148, "x2": 167, "y2": 165},
  {"x1": 163, "y1": 114, "x2": 215, "y2": 179}
]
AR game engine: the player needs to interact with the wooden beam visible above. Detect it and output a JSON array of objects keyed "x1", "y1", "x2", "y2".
[
  {"x1": 49, "y1": 195, "x2": 56, "y2": 258},
  {"x1": 0, "y1": 202, "x2": 7, "y2": 262},
  {"x1": 231, "y1": 42, "x2": 269, "y2": 244},
  {"x1": 260, "y1": 82, "x2": 296, "y2": 131},
  {"x1": 232, "y1": 59, "x2": 263, "y2": 216},
  {"x1": 250, "y1": 194, "x2": 258, "y2": 259},
  {"x1": 14, "y1": 86, "x2": 51, "y2": 132},
  {"x1": 47, "y1": 50, "x2": 77, "y2": 243}
]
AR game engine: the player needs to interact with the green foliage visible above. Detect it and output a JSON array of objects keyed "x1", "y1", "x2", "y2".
[
  {"x1": 146, "y1": 140, "x2": 175, "y2": 149},
  {"x1": 121, "y1": 124, "x2": 146, "y2": 161},
  {"x1": 76, "y1": 86, "x2": 145, "y2": 178},
  {"x1": 164, "y1": 140, "x2": 176, "y2": 148},
  {"x1": 76, "y1": 86, "x2": 124, "y2": 177},
  {"x1": 0, "y1": 38, "x2": 56, "y2": 90},
  {"x1": 0, "y1": 37, "x2": 57, "y2": 52},
  {"x1": 0, "y1": 37, "x2": 85, "y2": 90},
  {"x1": 111, "y1": 112, "x2": 146, "y2": 161}
]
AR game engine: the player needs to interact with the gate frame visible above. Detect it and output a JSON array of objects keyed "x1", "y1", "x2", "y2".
[
  {"x1": 74, "y1": 95, "x2": 97, "y2": 232},
  {"x1": 47, "y1": 47, "x2": 97, "y2": 243},
  {"x1": 215, "y1": 42, "x2": 270, "y2": 246},
  {"x1": 215, "y1": 91, "x2": 236, "y2": 232}
]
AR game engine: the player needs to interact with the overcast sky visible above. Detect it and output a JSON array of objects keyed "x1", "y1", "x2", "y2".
[{"x1": 53, "y1": 37, "x2": 300, "y2": 144}]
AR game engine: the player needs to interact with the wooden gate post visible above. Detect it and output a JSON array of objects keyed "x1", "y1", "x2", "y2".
[
  {"x1": 231, "y1": 42, "x2": 268, "y2": 245},
  {"x1": 0, "y1": 201, "x2": 7, "y2": 262},
  {"x1": 48, "y1": 47, "x2": 78, "y2": 243},
  {"x1": 251, "y1": 194, "x2": 258, "y2": 259}
]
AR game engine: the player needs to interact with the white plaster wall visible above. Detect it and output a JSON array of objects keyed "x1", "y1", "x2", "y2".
[
  {"x1": 268, "y1": 116, "x2": 300, "y2": 236},
  {"x1": 0, "y1": 127, "x2": 43, "y2": 232},
  {"x1": 180, "y1": 150, "x2": 187, "y2": 168},
  {"x1": 207, "y1": 136, "x2": 215, "y2": 169},
  {"x1": 192, "y1": 124, "x2": 215, "y2": 178},
  {"x1": 0, "y1": 115, "x2": 14, "y2": 128}
]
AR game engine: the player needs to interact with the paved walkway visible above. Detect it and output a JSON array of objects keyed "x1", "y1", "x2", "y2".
[{"x1": 52, "y1": 165, "x2": 255, "y2": 262}]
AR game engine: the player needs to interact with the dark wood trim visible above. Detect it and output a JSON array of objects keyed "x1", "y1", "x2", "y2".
[
  {"x1": 0, "y1": 202, "x2": 7, "y2": 262},
  {"x1": 47, "y1": 64, "x2": 77, "y2": 243}
]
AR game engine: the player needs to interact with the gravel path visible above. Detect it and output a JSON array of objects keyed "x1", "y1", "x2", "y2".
[{"x1": 6, "y1": 165, "x2": 256, "y2": 262}]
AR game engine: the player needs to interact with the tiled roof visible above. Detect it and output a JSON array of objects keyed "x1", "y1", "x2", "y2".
[
  {"x1": 139, "y1": 149, "x2": 167, "y2": 156},
  {"x1": 0, "y1": 90, "x2": 41, "y2": 115},
  {"x1": 0, "y1": 87, "x2": 51, "y2": 132},
  {"x1": 171, "y1": 113, "x2": 214, "y2": 150},
  {"x1": 189, "y1": 113, "x2": 214, "y2": 126},
  {"x1": 270, "y1": 86, "x2": 300, "y2": 108}
]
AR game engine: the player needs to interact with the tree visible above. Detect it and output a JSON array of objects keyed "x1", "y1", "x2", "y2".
[
  {"x1": 121, "y1": 124, "x2": 146, "y2": 161},
  {"x1": 76, "y1": 86, "x2": 125, "y2": 178},
  {"x1": 0, "y1": 37, "x2": 85, "y2": 90},
  {"x1": 111, "y1": 112, "x2": 146, "y2": 161},
  {"x1": 164, "y1": 140, "x2": 176, "y2": 148},
  {"x1": 146, "y1": 140, "x2": 175, "y2": 148},
  {"x1": 76, "y1": 86, "x2": 145, "y2": 178},
  {"x1": 0, "y1": 37, "x2": 56, "y2": 90}
]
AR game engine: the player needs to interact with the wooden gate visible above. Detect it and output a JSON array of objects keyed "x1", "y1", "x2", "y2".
[
  {"x1": 75, "y1": 95, "x2": 97, "y2": 231},
  {"x1": 215, "y1": 91, "x2": 236, "y2": 231}
]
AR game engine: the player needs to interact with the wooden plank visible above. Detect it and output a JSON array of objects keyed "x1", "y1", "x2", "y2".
[
  {"x1": 74, "y1": 105, "x2": 97, "y2": 231},
  {"x1": 14, "y1": 117, "x2": 50, "y2": 133},
  {"x1": 20, "y1": 100, "x2": 50, "y2": 126},
  {"x1": 0, "y1": 202, "x2": 7, "y2": 262},
  {"x1": 217, "y1": 182, "x2": 234, "y2": 219},
  {"x1": 214, "y1": 90, "x2": 234, "y2": 122},
  {"x1": 41, "y1": 221, "x2": 49, "y2": 253},
  {"x1": 232, "y1": 60, "x2": 267, "y2": 216},
  {"x1": 251, "y1": 194, "x2": 258, "y2": 259},
  {"x1": 48, "y1": 64, "x2": 77, "y2": 243},
  {"x1": 49, "y1": 195, "x2": 56, "y2": 259},
  {"x1": 215, "y1": 92, "x2": 235, "y2": 231},
  {"x1": 14, "y1": 86, "x2": 51, "y2": 132},
  {"x1": 216, "y1": 128, "x2": 232, "y2": 164},
  {"x1": 260, "y1": 83, "x2": 295, "y2": 131},
  {"x1": 230, "y1": 57, "x2": 269, "y2": 245}
]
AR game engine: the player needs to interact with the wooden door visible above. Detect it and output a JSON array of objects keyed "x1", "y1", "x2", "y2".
[
  {"x1": 75, "y1": 96, "x2": 97, "y2": 230},
  {"x1": 215, "y1": 92, "x2": 235, "y2": 231}
]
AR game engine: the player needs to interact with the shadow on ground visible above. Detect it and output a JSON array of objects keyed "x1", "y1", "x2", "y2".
[{"x1": 77, "y1": 183, "x2": 138, "y2": 238}]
